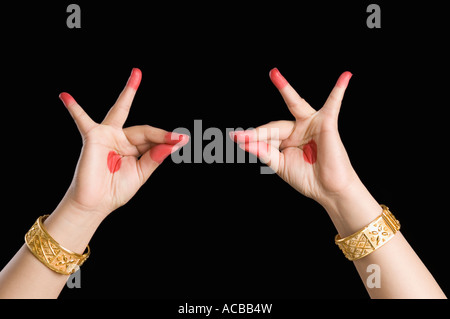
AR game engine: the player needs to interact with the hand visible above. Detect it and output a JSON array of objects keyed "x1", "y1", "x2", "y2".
[
  {"x1": 230, "y1": 68, "x2": 360, "y2": 208},
  {"x1": 57, "y1": 68, "x2": 188, "y2": 222}
]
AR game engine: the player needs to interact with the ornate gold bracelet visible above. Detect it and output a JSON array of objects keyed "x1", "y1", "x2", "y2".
[
  {"x1": 335, "y1": 205, "x2": 400, "y2": 261},
  {"x1": 25, "y1": 215, "x2": 90, "y2": 275}
]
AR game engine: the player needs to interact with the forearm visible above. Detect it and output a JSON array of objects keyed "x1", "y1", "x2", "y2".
[
  {"x1": 322, "y1": 181, "x2": 446, "y2": 299},
  {"x1": 0, "y1": 199, "x2": 103, "y2": 299}
]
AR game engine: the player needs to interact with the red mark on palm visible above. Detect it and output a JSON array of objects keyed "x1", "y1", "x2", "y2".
[
  {"x1": 302, "y1": 140, "x2": 317, "y2": 164},
  {"x1": 107, "y1": 151, "x2": 122, "y2": 173}
]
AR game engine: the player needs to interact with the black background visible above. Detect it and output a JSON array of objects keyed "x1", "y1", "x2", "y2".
[{"x1": 1, "y1": 1, "x2": 449, "y2": 301}]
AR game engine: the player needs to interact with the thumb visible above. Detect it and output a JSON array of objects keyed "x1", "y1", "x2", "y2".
[{"x1": 137, "y1": 144, "x2": 179, "y2": 185}]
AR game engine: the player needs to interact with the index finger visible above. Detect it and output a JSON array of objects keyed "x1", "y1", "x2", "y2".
[
  {"x1": 269, "y1": 68, "x2": 316, "y2": 120},
  {"x1": 320, "y1": 71, "x2": 353, "y2": 120},
  {"x1": 124, "y1": 125, "x2": 189, "y2": 146},
  {"x1": 59, "y1": 92, "x2": 97, "y2": 136},
  {"x1": 102, "y1": 68, "x2": 142, "y2": 128}
]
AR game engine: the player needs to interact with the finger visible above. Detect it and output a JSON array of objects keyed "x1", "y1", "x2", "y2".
[
  {"x1": 320, "y1": 71, "x2": 352, "y2": 120},
  {"x1": 229, "y1": 121, "x2": 295, "y2": 143},
  {"x1": 102, "y1": 68, "x2": 142, "y2": 128},
  {"x1": 269, "y1": 68, "x2": 316, "y2": 120},
  {"x1": 124, "y1": 125, "x2": 190, "y2": 147},
  {"x1": 239, "y1": 141, "x2": 284, "y2": 173},
  {"x1": 137, "y1": 144, "x2": 180, "y2": 185},
  {"x1": 59, "y1": 92, "x2": 97, "y2": 136}
]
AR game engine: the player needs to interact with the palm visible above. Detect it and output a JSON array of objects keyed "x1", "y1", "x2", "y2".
[
  {"x1": 279, "y1": 112, "x2": 356, "y2": 203},
  {"x1": 280, "y1": 116, "x2": 322, "y2": 198},
  {"x1": 70, "y1": 125, "x2": 142, "y2": 214}
]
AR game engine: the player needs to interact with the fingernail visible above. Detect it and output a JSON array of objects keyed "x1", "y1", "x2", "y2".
[
  {"x1": 229, "y1": 130, "x2": 243, "y2": 142},
  {"x1": 126, "y1": 68, "x2": 142, "y2": 90},
  {"x1": 231, "y1": 130, "x2": 254, "y2": 143},
  {"x1": 269, "y1": 68, "x2": 288, "y2": 90},
  {"x1": 59, "y1": 92, "x2": 76, "y2": 107},
  {"x1": 149, "y1": 144, "x2": 177, "y2": 164},
  {"x1": 336, "y1": 71, "x2": 353, "y2": 89},
  {"x1": 165, "y1": 132, "x2": 190, "y2": 146},
  {"x1": 165, "y1": 132, "x2": 182, "y2": 144},
  {"x1": 177, "y1": 134, "x2": 190, "y2": 146}
]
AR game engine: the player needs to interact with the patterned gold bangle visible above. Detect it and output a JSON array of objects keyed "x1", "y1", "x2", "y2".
[
  {"x1": 335, "y1": 205, "x2": 400, "y2": 261},
  {"x1": 25, "y1": 215, "x2": 90, "y2": 275}
]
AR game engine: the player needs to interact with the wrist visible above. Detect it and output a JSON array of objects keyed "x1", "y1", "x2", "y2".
[
  {"x1": 319, "y1": 180, "x2": 383, "y2": 237},
  {"x1": 42, "y1": 198, "x2": 104, "y2": 255},
  {"x1": 53, "y1": 196, "x2": 106, "y2": 229}
]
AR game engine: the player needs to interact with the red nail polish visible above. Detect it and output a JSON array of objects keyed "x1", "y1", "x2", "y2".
[
  {"x1": 269, "y1": 68, "x2": 288, "y2": 90},
  {"x1": 232, "y1": 131, "x2": 242, "y2": 142},
  {"x1": 231, "y1": 130, "x2": 255, "y2": 143},
  {"x1": 164, "y1": 132, "x2": 189, "y2": 146},
  {"x1": 336, "y1": 71, "x2": 353, "y2": 89},
  {"x1": 230, "y1": 130, "x2": 243, "y2": 142},
  {"x1": 59, "y1": 92, "x2": 76, "y2": 107},
  {"x1": 126, "y1": 68, "x2": 142, "y2": 90},
  {"x1": 149, "y1": 144, "x2": 176, "y2": 164}
]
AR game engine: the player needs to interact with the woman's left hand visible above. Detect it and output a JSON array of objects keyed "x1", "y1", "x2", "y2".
[{"x1": 57, "y1": 68, "x2": 188, "y2": 224}]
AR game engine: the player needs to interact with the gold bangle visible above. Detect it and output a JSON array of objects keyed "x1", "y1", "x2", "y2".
[
  {"x1": 335, "y1": 205, "x2": 400, "y2": 261},
  {"x1": 25, "y1": 215, "x2": 90, "y2": 275}
]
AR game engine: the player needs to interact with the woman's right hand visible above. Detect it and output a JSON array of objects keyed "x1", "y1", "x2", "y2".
[
  {"x1": 231, "y1": 68, "x2": 382, "y2": 236},
  {"x1": 231, "y1": 69, "x2": 359, "y2": 206}
]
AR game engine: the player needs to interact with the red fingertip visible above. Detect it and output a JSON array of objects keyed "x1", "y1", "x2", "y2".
[
  {"x1": 59, "y1": 92, "x2": 76, "y2": 107},
  {"x1": 179, "y1": 134, "x2": 190, "y2": 146},
  {"x1": 229, "y1": 130, "x2": 256, "y2": 144},
  {"x1": 149, "y1": 144, "x2": 176, "y2": 164},
  {"x1": 269, "y1": 68, "x2": 288, "y2": 90},
  {"x1": 126, "y1": 68, "x2": 142, "y2": 90},
  {"x1": 164, "y1": 132, "x2": 190, "y2": 146},
  {"x1": 336, "y1": 71, "x2": 353, "y2": 89}
]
